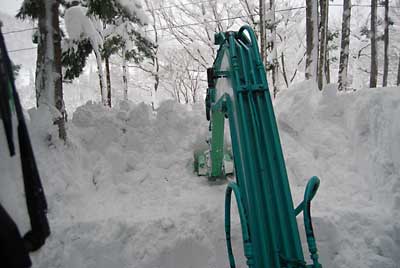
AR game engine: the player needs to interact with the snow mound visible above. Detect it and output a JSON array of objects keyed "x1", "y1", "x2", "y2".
[
  {"x1": 1, "y1": 83, "x2": 400, "y2": 267},
  {"x1": 276, "y1": 82, "x2": 400, "y2": 267}
]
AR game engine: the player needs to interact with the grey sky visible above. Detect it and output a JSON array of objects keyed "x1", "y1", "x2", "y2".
[{"x1": 1, "y1": 0, "x2": 23, "y2": 16}]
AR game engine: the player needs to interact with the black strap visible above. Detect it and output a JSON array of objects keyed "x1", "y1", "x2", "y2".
[
  {"x1": 0, "y1": 39, "x2": 14, "y2": 156},
  {"x1": 0, "y1": 27, "x2": 50, "y2": 252},
  {"x1": 0, "y1": 203, "x2": 32, "y2": 268}
]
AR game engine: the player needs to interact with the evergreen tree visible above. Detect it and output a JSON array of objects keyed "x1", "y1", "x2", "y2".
[
  {"x1": 64, "y1": 2, "x2": 107, "y2": 105},
  {"x1": 63, "y1": 0, "x2": 154, "y2": 105},
  {"x1": 105, "y1": 20, "x2": 154, "y2": 101},
  {"x1": 88, "y1": 0, "x2": 154, "y2": 103}
]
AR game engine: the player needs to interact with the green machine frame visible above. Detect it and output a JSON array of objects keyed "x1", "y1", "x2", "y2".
[{"x1": 204, "y1": 26, "x2": 322, "y2": 268}]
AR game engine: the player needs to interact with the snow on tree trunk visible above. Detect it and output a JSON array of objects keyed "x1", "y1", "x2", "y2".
[
  {"x1": 383, "y1": 0, "x2": 389, "y2": 87},
  {"x1": 305, "y1": 0, "x2": 319, "y2": 80},
  {"x1": 36, "y1": 0, "x2": 66, "y2": 140},
  {"x1": 93, "y1": 44, "x2": 107, "y2": 105},
  {"x1": 318, "y1": 0, "x2": 328, "y2": 90},
  {"x1": 122, "y1": 45, "x2": 128, "y2": 101},
  {"x1": 144, "y1": 0, "x2": 159, "y2": 110},
  {"x1": 338, "y1": 0, "x2": 352, "y2": 91},
  {"x1": 370, "y1": 0, "x2": 378, "y2": 88}
]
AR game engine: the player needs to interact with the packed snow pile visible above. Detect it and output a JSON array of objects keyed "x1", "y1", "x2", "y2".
[
  {"x1": 1, "y1": 82, "x2": 400, "y2": 268},
  {"x1": 276, "y1": 82, "x2": 400, "y2": 267}
]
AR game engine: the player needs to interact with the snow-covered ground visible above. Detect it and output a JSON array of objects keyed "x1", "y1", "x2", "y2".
[
  {"x1": 1, "y1": 8, "x2": 400, "y2": 268},
  {"x1": 1, "y1": 81, "x2": 399, "y2": 268}
]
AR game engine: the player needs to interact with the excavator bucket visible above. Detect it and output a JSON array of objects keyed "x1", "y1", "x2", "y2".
[{"x1": 194, "y1": 147, "x2": 233, "y2": 178}]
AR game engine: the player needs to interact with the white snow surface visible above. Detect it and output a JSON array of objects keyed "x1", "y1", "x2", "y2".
[
  {"x1": 64, "y1": 6, "x2": 103, "y2": 48},
  {"x1": 116, "y1": 0, "x2": 149, "y2": 25},
  {"x1": 1, "y1": 82, "x2": 400, "y2": 268}
]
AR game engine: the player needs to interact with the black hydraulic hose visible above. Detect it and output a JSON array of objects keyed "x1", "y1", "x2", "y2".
[{"x1": 0, "y1": 28, "x2": 50, "y2": 252}]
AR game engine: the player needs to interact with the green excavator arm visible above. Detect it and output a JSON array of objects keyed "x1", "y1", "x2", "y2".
[
  {"x1": 196, "y1": 26, "x2": 323, "y2": 268},
  {"x1": 193, "y1": 67, "x2": 234, "y2": 179}
]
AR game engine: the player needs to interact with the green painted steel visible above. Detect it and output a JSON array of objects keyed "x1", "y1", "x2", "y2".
[
  {"x1": 206, "y1": 26, "x2": 322, "y2": 268},
  {"x1": 193, "y1": 58, "x2": 234, "y2": 179},
  {"x1": 209, "y1": 110, "x2": 226, "y2": 177}
]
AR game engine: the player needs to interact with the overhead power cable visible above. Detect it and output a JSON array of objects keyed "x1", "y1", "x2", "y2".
[
  {"x1": 8, "y1": 47, "x2": 36, "y2": 53},
  {"x1": 3, "y1": 27, "x2": 37, "y2": 35},
  {"x1": 3, "y1": 2, "x2": 399, "y2": 36},
  {"x1": 147, "y1": 0, "x2": 217, "y2": 11}
]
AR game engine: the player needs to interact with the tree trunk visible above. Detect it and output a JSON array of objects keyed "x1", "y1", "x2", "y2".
[
  {"x1": 326, "y1": 48, "x2": 331, "y2": 83},
  {"x1": 152, "y1": 56, "x2": 160, "y2": 110},
  {"x1": 105, "y1": 56, "x2": 111, "y2": 107},
  {"x1": 370, "y1": 0, "x2": 378, "y2": 88},
  {"x1": 35, "y1": 5, "x2": 46, "y2": 108},
  {"x1": 318, "y1": 0, "x2": 328, "y2": 90},
  {"x1": 36, "y1": 0, "x2": 66, "y2": 140},
  {"x1": 397, "y1": 55, "x2": 400, "y2": 85},
  {"x1": 268, "y1": 0, "x2": 278, "y2": 97},
  {"x1": 259, "y1": 0, "x2": 267, "y2": 66},
  {"x1": 122, "y1": 45, "x2": 128, "y2": 100},
  {"x1": 382, "y1": 0, "x2": 389, "y2": 87},
  {"x1": 338, "y1": 0, "x2": 352, "y2": 91},
  {"x1": 281, "y1": 52, "x2": 289, "y2": 88},
  {"x1": 92, "y1": 46, "x2": 107, "y2": 104},
  {"x1": 305, "y1": 0, "x2": 319, "y2": 80},
  {"x1": 52, "y1": 0, "x2": 66, "y2": 140},
  {"x1": 145, "y1": 0, "x2": 160, "y2": 110}
]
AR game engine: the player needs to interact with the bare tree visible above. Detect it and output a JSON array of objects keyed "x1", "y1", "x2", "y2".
[
  {"x1": 305, "y1": 0, "x2": 319, "y2": 80},
  {"x1": 318, "y1": 0, "x2": 328, "y2": 90},
  {"x1": 370, "y1": 0, "x2": 378, "y2": 88},
  {"x1": 260, "y1": 0, "x2": 267, "y2": 66},
  {"x1": 238, "y1": 0, "x2": 258, "y2": 31},
  {"x1": 144, "y1": 0, "x2": 160, "y2": 109},
  {"x1": 103, "y1": 24, "x2": 112, "y2": 107},
  {"x1": 160, "y1": 0, "x2": 237, "y2": 68},
  {"x1": 383, "y1": 0, "x2": 389, "y2": 86},
  {"x1": 162, "y1": 48, "x2": 204, "y2": 104},
  {"x1": 266, "y1": 0, "x2": 279, "y2": 97},
  {"x1": 277, "y1": 5, "x2": 306, "y2": 87},
  {"x1": 338, "y1": 0, "x2": 352, "y2": 91}
]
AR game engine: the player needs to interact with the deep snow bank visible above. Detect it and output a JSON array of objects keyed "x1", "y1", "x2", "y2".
[
  {"x1": 276, "y1": 82, "x2": 400, "y2": 267},
  {"x1": 1, "y1": 83, "x2": 399, "y2": 268}
]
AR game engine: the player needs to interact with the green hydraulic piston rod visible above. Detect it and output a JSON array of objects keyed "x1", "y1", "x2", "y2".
[{"x1": 206, "y1": 26, "x2": 323, "y2": 268}]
